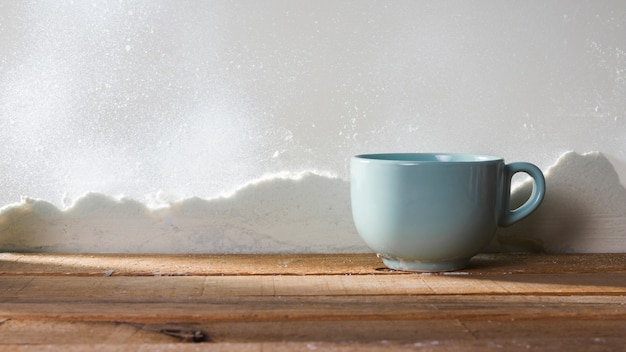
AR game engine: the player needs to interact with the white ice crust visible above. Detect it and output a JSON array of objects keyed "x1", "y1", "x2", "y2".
[{"x1": 1, "y1": 152, "x2": 625, "y2": 253}]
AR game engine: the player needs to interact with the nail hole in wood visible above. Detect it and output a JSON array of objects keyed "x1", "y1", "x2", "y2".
[{"x1": 159, "y1": 328, "x2": 209, "y2": 343}]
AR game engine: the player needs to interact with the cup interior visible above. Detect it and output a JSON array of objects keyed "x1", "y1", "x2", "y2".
[{"x1": 354, "y1": 153, "x2": 501, "y2": 163}]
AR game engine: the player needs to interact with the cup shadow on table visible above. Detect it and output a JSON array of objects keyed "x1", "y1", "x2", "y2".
[{"x1": 439, "y1": 253, "x2": 626, "y2": 289}]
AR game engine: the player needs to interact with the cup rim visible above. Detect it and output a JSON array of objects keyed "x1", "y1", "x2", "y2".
[{"x1": 352, "y1": 153, "x2": 503, "y2": 163}]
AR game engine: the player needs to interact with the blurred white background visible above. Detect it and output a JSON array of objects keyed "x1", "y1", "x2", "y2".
[{"x1": 1, "y1": 0, "x2": 625, "y2": 207}]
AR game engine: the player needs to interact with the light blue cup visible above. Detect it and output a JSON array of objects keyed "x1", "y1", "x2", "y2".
[{"x1": 351, "y1": 153, "x2": 545, "y2": 272}]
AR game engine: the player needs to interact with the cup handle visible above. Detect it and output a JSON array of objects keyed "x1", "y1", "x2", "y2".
[{"x1": 499, "y1": 162, "x2": 546, "y2": 227}]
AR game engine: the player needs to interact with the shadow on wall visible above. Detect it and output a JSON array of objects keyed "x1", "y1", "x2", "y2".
[{"x1": 492, "y1": 151, "x2": 626, "y2": 253}]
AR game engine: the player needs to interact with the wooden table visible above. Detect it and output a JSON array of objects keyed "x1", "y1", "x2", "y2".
[{"x1": 1, "y1": 253, "x2": 625, "y2": 351}]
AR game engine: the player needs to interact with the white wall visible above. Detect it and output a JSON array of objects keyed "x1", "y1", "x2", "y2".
[{"x1": 1, "y1": 1, "x2": 625, "y2": 253}]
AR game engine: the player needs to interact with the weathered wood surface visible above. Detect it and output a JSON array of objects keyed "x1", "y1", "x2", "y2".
[
  {"x1": 2, "y1": 252, "x2": 625, "y2": 276},
  {"x1": 1, "y1": 253, "x2": 625, "y2": 351}
]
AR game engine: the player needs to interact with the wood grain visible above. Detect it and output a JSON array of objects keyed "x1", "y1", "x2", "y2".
[
  {"x1": 1, "y1": 253, "x2": 625, "y2": 350},
  {"x1": 2, "y1": 253, "x2": 625, "y2": 276}
]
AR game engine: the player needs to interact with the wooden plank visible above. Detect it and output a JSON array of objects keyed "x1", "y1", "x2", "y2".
[
  {"x1": 1, "y1": 318, "x2": 625, "y2": 348},
  {"x1": 1, "y1": 253, "x2": 625, "y2": 276},
  {"x1": 1, "y1": 253, "x2": 625, "y2": 350},
  {"x1": 0, "y1": 253, "x2": 383, "y2": 276},
  {"x1": 0, "y1": 319, "x2": 626, "y2": 348},
  {"x1": 420, "y1": 272, "x2": 626, "y2": 295},
  {"x1": 1, "y1": 273, "x2": 625, "y2": 299},
  {"x1": 0, "y1": 320, "x2": 180, "y2": 345},
  {"x1": 2, "y1": 295, "x2": 625, "y2": 323},
  {"x1": 3, "y1": 339, "x2": 626, "y2": 352}
]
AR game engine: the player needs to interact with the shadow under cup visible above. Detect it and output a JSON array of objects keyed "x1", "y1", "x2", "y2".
[{"x1": 350, "y1": 153, "x2": 545, "y2": 272}]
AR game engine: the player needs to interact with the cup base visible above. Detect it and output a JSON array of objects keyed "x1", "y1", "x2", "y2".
[{"x1": 380, "y1": 256, "x2": 470, "y2": 272}]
